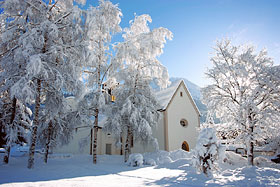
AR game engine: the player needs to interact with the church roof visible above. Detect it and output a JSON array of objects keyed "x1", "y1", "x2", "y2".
[
  {"x1": 155, "y1": 80, "x2": 181, "y2": 110},
  {"x1": 155, "y1": 80, "x2": 200, "y2": 116}
]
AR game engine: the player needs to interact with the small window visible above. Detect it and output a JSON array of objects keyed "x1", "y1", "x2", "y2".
[
  {"x1": 180, "y1": 119, "x2": 188, "y2": 127},
  {"x1": 180, "y1": 92, "x2": 183, "y2": 97},
  {"x1": 107, "y1": 133, "x2": 111, "y2": 136}
]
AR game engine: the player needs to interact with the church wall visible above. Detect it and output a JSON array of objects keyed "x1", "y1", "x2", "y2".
[
  {"x1": 130, "y1": 113, "x2": 165, "y2": 153},
  {"x1": 166, "y1": 84, "x2": 199, "y2": 152}
]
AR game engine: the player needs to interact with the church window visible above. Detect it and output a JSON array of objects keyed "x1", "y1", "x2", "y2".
[
  {"x1": 180, "y1": 119, "x2": 188, "y2": 127},
  {"x1": 180, "y1": 92, "x2": 183, "y2": 97}
]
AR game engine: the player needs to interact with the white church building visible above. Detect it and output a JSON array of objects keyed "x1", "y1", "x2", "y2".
[{"x1": 54, "y1": 80, "x2": 200, "y2": 155}]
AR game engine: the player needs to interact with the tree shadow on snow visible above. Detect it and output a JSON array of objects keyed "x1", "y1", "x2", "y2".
[
  {"x1": 144, "y1": 159, "x2": 212, "y2": 187},
  {"x1": 145, "y1": 160, "x2": 280, "y2": 187},
  {"x1": 0, "y1": 154, "x2": 142, "y2": 184}
]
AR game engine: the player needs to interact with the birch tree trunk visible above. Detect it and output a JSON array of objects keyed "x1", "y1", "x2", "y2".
[
  {"x1": 44, "y1": 120, "x2": 52, "y2": 163},
  {"x1": 120, "y1": 134, "x2": 123, "y2": 155},
  {"x1": 27, "y1": 79, "x2": 41, "y2": 169},
  {"x1": 247, "y1": 125, "x2": 254, "y2": 166},
  {"x1": 93, "y1": 108, "x2": 99, "y2": 164},
  {"x1": 3, "y1": 97, "x2": 17, "y2": 164},
  {"x1": 92, "y1": 60, "x2": 101, "y2": 164},
  {"x1": 247, "y1": 110, "x2": 255, "y2": 166},
  {"x1": 124, "y1": 125, "x2": 132, "y2": 162},
  {"x1": 90, "y1": 128, "x2": 93, "y2": 155}
]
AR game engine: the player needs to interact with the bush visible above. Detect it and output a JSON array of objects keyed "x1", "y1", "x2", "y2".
[
  {"x1": 192, "y1": 128, "x2": 224, "y2": 177},
  {"x1": 127, "y1": 153, "x2": 143, "y2": 167}
]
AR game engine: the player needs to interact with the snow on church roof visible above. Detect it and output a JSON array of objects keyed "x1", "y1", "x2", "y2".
[
  {"x1": 155, "y1": 80, "x2": 181, "y2": 110},
  {"x1": 155, "y1": 80, "x2": 200, "y2": 115}
]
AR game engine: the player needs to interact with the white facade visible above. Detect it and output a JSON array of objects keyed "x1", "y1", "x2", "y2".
[
  {"x1": 54, "y1": 80, "x2": 200, "y2": 155},
  {"x1": 162, "y1": 81, "x2": 200, "y2": 151}
]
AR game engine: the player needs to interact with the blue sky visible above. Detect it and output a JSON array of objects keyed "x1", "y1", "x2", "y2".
[
  {"x1": 82, "y1": 0, "x2": 279, "y2": 87},
  {"x1": 36, "y1": 0, "x2": 280, "y2": 87},
  {"x1": 2, "y1": 0, "x2": 280, "y2": 87}
]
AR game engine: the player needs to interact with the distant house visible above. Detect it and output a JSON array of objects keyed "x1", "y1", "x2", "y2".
[{"x1": 54, "y1": 80, "x2": 200, "y2": 155}]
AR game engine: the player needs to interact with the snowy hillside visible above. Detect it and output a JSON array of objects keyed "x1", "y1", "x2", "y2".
[{"x1": 153, "y1": 77, "x2": 207, "y2": 122}]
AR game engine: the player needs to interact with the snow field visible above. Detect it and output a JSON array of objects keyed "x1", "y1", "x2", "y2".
[{"x1": 1, "y1": 150, "x2": 280, "y2": 186}]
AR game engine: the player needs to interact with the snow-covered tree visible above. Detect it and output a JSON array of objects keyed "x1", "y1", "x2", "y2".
[
  {"x1": 0, "y1": 0, "x2": 33, "y2": 164},
  {"x1": 104, "y1": 14, "x2": 172, "y2": 162},
  {"x1": 0, "y1": 92, "x2": 32, "y2": 164},
  {"x1": 192, "y1": 127, "x2": 224, "y2": 177},
  {"x1": 202, "y1": 39, "x2": 280, "y2": 165},
  {"x1": 81, "y1": 0, "x2": 122, "y2": 164},
  {"x1": 37, "y1": 93, "x2": 84, "y2": 163},
  {"x1": 1, "y1": 0, "x2": 87, "y2": 168}
]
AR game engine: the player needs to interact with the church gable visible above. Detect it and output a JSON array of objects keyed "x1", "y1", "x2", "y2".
[
  {"x1": 162, "y1": 80, "x2": 200, "y2": 152},
  {"x1": 166, "y1": 81, "x2": 200, "y2": 116}
]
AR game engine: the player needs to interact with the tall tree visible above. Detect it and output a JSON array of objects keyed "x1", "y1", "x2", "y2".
[
  {"x1": 0, "y1": 0, "x2": 35, "y2": 164},
  {"x1": 1, "y1": 0, "x2": 87, "y2": 168},
  {"x1": 104, "y1": 14, "x2": 172, "y2": 162},
  {"x1": 0, "y1": 92, "x2": 32, "y2": 164},
  {"x1": 38, "y1": 93, "x2": 83, "y2": 163},
  {"x1": 202, "y1": 39, "x2": 280, "y2": 165},
  {"x1": 82, "y1": 0, "x2": 122, "y2": 164}
]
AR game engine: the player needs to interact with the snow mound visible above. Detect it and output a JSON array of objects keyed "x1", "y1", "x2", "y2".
[
  {"x1": 127, "y1": 153, "x2": 143, "y2": 167},
  {"x1": 143, "y1": 149, "x2": 192, "y2": 166},
  {"x1": 144, "y1": 158, "x2": 156, "y2": 166},
  {"x1": 169, "y1": 149, "x2": 192, "y2": 161},
  {"x1": 254, "y1": 156, "x2": 280, "y2": 169},
  {"x1": 223, "y1": 151, "x2": 247, "y2": 166}
]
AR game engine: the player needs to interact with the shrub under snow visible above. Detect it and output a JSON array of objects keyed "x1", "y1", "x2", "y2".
[
  {"x1": 127, "y1": 153, "x2": 144, "y2": 167},
  {"x1": 192, "y1": 128, "x2": 225, "y2": 177},
  {"x1": 222, "y1": 151, "x2": 247, "y2": 167},
  {"x1": 127, "y1": 149, "x2": 192, "y2": 167}
]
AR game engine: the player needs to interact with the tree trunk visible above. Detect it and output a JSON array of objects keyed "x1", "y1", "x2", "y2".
[
  {"x1": 3, "y1": 146, "x2": 10, "y2": 164},
  {"x1": 247, "y1": 125, "x2": 254, "y2": 166},
  {"x1": 120, "y1": 134, "x2": 123, "y2": 155},
  {"x1": 44, "y1": 120, "x2": 52, "y2": 164},
  {"x1": 90, "y1": 128, "x2": 93, "y2": 155},
  {"x1": 124, "y1": 125, "x2": 132, "y2": 162},
  {"x1": 3, "y1": 97, "x2": 17, "y2": 164},
  {"x1": 247, "y1": 109, "x2": 255, "y2": 166},
  {"x1": 93, "y1": 108, "x2": 99, "y2": 164},
  {"x1": 27, "y1": 79, "x2": 41, "y2": 169}
]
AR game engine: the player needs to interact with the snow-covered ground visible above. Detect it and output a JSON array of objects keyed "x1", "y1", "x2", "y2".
[{"x1": 1, "y1": 150, "x2": 280, "y2": 187}]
